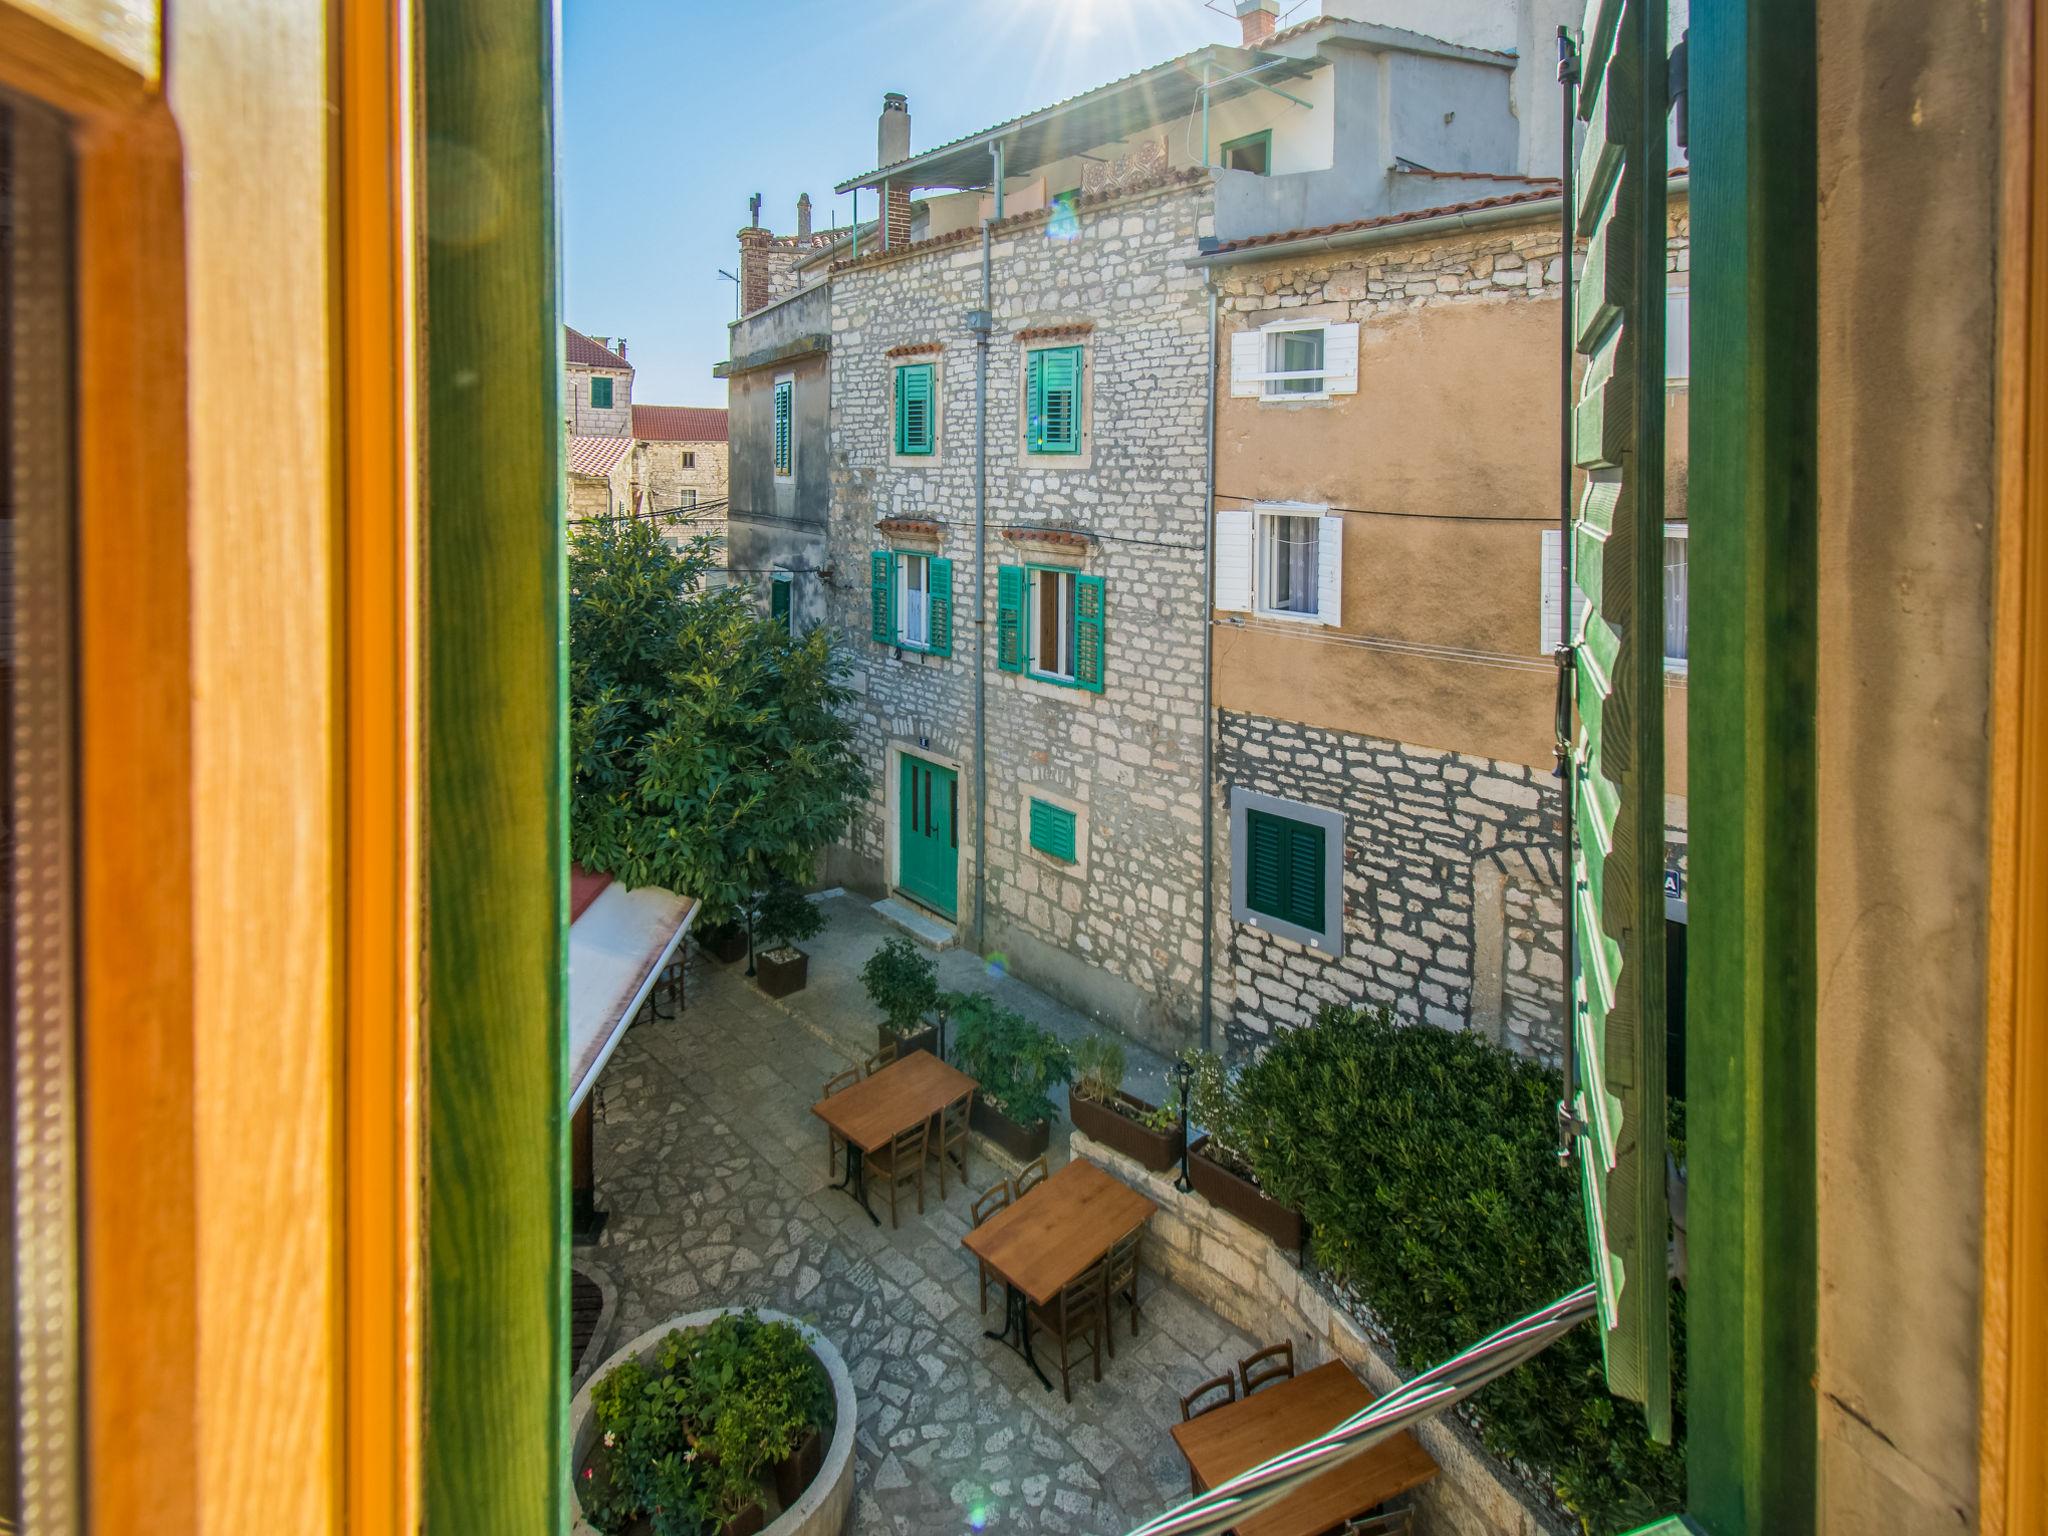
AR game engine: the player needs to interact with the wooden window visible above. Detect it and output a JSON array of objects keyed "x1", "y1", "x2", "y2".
[
  {"x1": 871, "y1": 550, "x2": 951, "y2": 656},
  {"x1": 1026, "y1": 345, "x2": 1081, "y2": 454},
  {"x1": 1028, "y1": 798, "x2": 1078, "y2": 863},
  {"x1": 1013, "y1": 566, "x2": 1102, "y2": 691},
  {"x1": 1030, "y1": 566, "x2": 1075, "y2": 680},
  {"x1": 1220, "y1": 129, "x2": 1272, "y2": 175},
  {"x1": 897, "y1": 551, "x2": 932, "y2": 649},
  {"x1": 895, "y1": 363, "x2": 935, "y2": 455},
  {"x1": 682, "y1": 450, "x2": 696, "y2": 468},
  {"x1": 589, "y1": 375, "x2": 612, "y2": 409},
  {"x1": 773, "y1": 377, "x2": 793, "y2": 476}
]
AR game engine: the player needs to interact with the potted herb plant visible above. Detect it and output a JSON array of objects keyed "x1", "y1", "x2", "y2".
[
  {"x1": 947, "y1": 992, "x2": 1074, "y2": 1161},
  {"x1": 1068, "y1": 1036, "x2": 1185, "y2": 1173},
  {"x1": 750, "y1": 879, "x2": 825, "y2": 999},
  {"x1": 1183, "y1": 1049, "x2": 1305, "y2": 1252},
  {"x1": 858, "y1": 936, "x2": 942, "y2": 1059}
]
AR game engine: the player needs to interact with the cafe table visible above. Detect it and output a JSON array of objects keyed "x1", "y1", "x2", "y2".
[
  {"x1": 809, "y1": 1050, "x2": 977, "y2": 1226},
  {"x1": 1169, "y1": 1361, "x2": 1439, "y2": 1536},
  {"x1": 961, "y1": 1159, "x2": 1157, "y2": 1391}
]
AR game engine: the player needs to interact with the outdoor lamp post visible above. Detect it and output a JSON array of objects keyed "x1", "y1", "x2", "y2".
[{"x1": 1173, "y1": 1057, "x2": 1195, "y2": 1194}]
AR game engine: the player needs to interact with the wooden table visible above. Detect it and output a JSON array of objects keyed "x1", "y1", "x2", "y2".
[
  {"x1": 810, "y1": 1050, "x2": 976, "y2": 1225},
  {"x1": 962, "y1": 1159, "x2": 1157, "y2": 1389},
  {"x1": 1169, "y1": 1362, "x2": 1438, "y2": 1536}
]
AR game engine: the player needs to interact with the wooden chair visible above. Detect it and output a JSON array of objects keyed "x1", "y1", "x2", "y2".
[
  {"x1": 970, "y1": 1179, "x2": 1010, "y2": 1314},
  {"x1": 1101, "y1": 1227, "x2": 1144, "y2": 1357},
  {"x1": 1338, "y1": 1512, "x2": 1413, "y2": 1534},
  {"x1": 1238, "y1": 1340, "x2": 1296, "y2": 1396},
  {"x1": 1012, "y1": 1154, "x2": 1048, "y2": 1200},
  {"x1": 1026, "y1": 1260, "x2": 1106, "y2": 1403},
  {"x1": 863, "y1": 1041, "x2": 898, "y2": 1077},
  {"x1": 864, "y1": 1118, "x2": 929, "y2": 1229},
  {"x1": 930, "y1": 1089, "x2": 973, "y2": 1198},
  {"x1": 820, "y1": 1066, "x2": 860, "y2": 1180},
  {"x1": 1179, "y1": 1372, "x2": 1238, "y2": 1493}
]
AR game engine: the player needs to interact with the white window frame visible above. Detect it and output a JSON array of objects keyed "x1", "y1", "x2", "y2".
[
  {"x1": 1253, "y1": 506, "x2": 1327, "y2": 622},
  {"x1": 896, "y1": 551, "x2": 932, "y2": 650},
  {"x1": 1666, "y1": 285, "x2": 1691, "y2": 384},
  {"x1": 678, "y1": 489, "x2": 698, "y2": 510},
  {"x1": 1028, "y1": 567, "x2": 1077, "y2": 683},
  {"x1": 1262, "y1": 324, "x2": 1329, "y2": 399},
  {"x1": 1663, "y1": 522, "x2": 1689, "y2": 674},
  {"x1": 1231, "y1": 318, "x2": 1357, "y2": 403}
]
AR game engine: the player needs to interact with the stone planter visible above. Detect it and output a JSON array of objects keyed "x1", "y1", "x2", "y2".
[
  {"x1": 755, "y1": 945, "x2": 808, "y2": 999},
  {"x1": 1069, "y1": 1089, "x2": 1183, "y2": 1172},
  {"x1": 700, "y1": 923, "x2": 750, "y2": 964},
  {"x1": 569, "y1": 1308, "x2": 857, "y2": 1536},
  {"x1": 970, "y1": 1096, "x2": 1052, "y2": 1161},
  {"x1": 1189, "y1": 1135, "x2": 1304, "y2": 1253},
  {"x1": 877, "y1": 1019, "x2": 939, "y2": 1061}
]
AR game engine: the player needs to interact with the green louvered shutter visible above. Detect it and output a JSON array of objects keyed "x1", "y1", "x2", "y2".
[
  {"x1": 996, "y1": 565, "x2": 1025, "y2": 673},
  {"x1": 1286, "y1": 819, "x2": 1325, "y2": 932},
  {"x1": 870, "y1": 551, "x2": 894, "y2": 644},
  {"x1": 927, "y1": 557, "x2": 953, "y2": 657},
  {"x1": 1568, "y1": 0, "x2": 1671, "y2": 1441},
  {"x1": 1074, "y1": 572, "x2": 1105, "y2": 691},
  {"x1": 897, "y1": 364, "x2": 934, "y2": 455},
  {"x1": 1245, "y1": 811, "x2": 1289, "y2": 922},
  {"x1": 1028, "y1": 798, "x2": 1077, "y2": 862},
  {"x1": 1029, "y1": 346, "x2": 1081, "y2": 454},
  {"x1": 774, "y1": 380, "x2": 793, "y2": 475}
]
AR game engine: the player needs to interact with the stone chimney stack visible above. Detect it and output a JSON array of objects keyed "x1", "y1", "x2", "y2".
[
  {"x1": 797, "y1": 193, "x2": 813, "y2": 239},
  {"x1": 1235, "y1": 0, "x2": 1280, "y2": 46},
  {"x1": 879, "y1": 93, "x2": 913, "y2": 247},
  {"x1": 737, "y1": 209, "x2": 772, "y2": 315}
]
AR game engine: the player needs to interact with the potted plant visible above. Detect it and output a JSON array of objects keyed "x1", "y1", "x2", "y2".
[
  {"x1": 1068, "y1": 1036, "x2": 1186, "y2": 1173},
  {"x1": 1182, "y1": 1049, "x2": 1305, "y2": 1252},
  {"x1": 858, "y1": 936, "x2": 942, "y2": 1058},
  {"x1": 750, "y1": 879, "x2": 825, "y2": 999},
  {"x1": 576, "y1": 1309, "x2": 837, "y2": 1536},
  {"x1": 698, "y1": 919, "x2": 751, "y2": 965},
  {"x1": 947, "y1": 992, "x2": 1074, "y2": 1161}
]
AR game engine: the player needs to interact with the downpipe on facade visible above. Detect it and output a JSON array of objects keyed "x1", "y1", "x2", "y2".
[
  {"x1": 970, "y1": 145, "x2": 1001, "y2": 954},
  {"x1": 1200, "y1": 271, "x2": 1218, "y2": 1053}
]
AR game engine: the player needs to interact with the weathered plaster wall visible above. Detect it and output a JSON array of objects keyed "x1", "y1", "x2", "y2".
[
  {"x1": 1813, "y1": 0, "x2": 1999, "y2": 1527},
  {"x1": 728, "y1": 286, "x2": 832, "y2": 630}
]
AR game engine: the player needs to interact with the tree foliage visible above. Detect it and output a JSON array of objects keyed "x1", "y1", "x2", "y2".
[{"x1": 569, "y1": 518, "x2": 866, "y2": 928}]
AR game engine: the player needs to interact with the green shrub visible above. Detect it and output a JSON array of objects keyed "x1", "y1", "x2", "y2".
[
  {"x1": 1072, "y1": 1035, "x2": 1125, "y2": 1103},
  {"x1": 946, "y1": 992, "x2": 1073, "y2": 1127},
  {"x1": 859, "y1": 936, "x2": 940, "y2": 1039},
  {"x1": 580, "y1": 1310, "x2": 833, "y2": 1536},
  {"x1": 752, "y1": 877, "x2": 825, "y2": 954},
  {"x1": 1181, "y1": 1047, "x2": 1262, "y2": 1176},
  {"x1": 1235, "y1": 1004, "x2": 1685, "y2": 1535}
]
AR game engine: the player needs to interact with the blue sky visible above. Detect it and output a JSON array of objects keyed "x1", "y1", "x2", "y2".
[{"x1": 562, "y1": 0, "x2": 1251, "y2": 405}]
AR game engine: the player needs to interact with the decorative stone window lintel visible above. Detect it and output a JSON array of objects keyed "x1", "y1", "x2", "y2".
[
  {"x1": 1013, "y1": 322, "x2": 1095, "y2": 344},
  {"x1": 877, "y1": 517, "x2": 944, "y2": 549},
  {"x1": 885, "y1": 341, "x2": 945, "y2": 358},
  {"x1": 999, "y1": 526, "x2": 1094, "y2": 563}
]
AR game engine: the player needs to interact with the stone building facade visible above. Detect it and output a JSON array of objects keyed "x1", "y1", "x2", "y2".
[
  {"x1": 631, "y1": 406, "x2": 730, "y2": 551},
  {"x1": 823, "y1": 173, "x2": 1215, "y2": 1049},
  {"x1": 563, "y1": 326, "x2": 729, "y2": 552}
]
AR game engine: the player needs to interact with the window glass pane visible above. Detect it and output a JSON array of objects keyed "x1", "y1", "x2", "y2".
[
  {"x1": 1267, "y1": 329, "x2": 1324, "y2": 395},
  {"x1": 1262, "y1": 515, "x2": 1320, "y2": 614},
  {"x1": 1031, "y1": 569, "x2": 1074, "y2": 678},
  {"x1": 899, "y1": 553, "x2": 928, "y2": 646},
  {"x1": 1664, "y1": 532, "x2": 1688, "y2": 664}
]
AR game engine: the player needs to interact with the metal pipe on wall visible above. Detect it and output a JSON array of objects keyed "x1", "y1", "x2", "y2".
[
  {"x1": 971, "y1": 146, "x2": 998, "y2": 953},
  {"x1": 1200, "y1": 273, "x2": 1219, "y2": 1054},
  {"x1": 1554, "y1": 27, "x2": 1581, "y2": 1155}
]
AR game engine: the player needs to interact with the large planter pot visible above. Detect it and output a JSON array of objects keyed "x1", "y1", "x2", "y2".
[
  {"x1": 1070, "y1": 1090, "x2": 1184, "y2": 1173},
  {"x1": 569, "y1": 1308, "x2": 857, "y2": 1536},
  {"x1": 877, "y1": 1019, "x2": 939, "y2": 1061},
  {"x1": 755, "y1": 946, "x2": 808, "y2": 999},
  {"x1": 970, "y1": 1096, "x2": 1052, "y2": 1162},
  {"x1": 1189, "y1": 1135, "x2": 1304, "y2": 1253},
  {"x1": 700, "y1": 923, "x2": 750, "y2": 965}
]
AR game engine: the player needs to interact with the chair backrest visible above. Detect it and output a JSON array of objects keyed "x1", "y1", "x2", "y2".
[
  {"x1": 1013, "y1": 1155, "x2": 1048, "y2": 1199},
  {"x1": 864, "y1": 1042, "x2": 898, "y2": 1076},
  {"x1": 941, "y1": 1089, "x2": 972, "y2": 1136},
  {"x1": 1180, "y1": 1372, "x2": 1237, "y2": 1422},
  {"x1": 890, "y1": 1117, "x2": 928, "y2": 1162},
  {"x1": 1239, "y1": 1340, "x2": 1296, "y2": 1396},
  {"x1": 822, "y1": 1066, "x2": 860, "y2": 1098},
  {"x1": 1057, "y1": 1260, "x2": 1105, "y2": 1324},
  {"x1": 971, "y1": 1179, "x2": 1010, "y2": 1229},
  {"x1": 1105, "y1": 1227, "x2": 1141, "y2": 1290}
]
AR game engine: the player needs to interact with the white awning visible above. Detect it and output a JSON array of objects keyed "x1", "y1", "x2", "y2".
[{"x1": 568, "y1": 882, "x2": 695, "y2": 1114}]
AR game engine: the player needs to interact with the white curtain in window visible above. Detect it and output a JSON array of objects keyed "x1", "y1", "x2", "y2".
[{"x1": 1269, "y1": 515, "x2": 1319, "y2": 614}]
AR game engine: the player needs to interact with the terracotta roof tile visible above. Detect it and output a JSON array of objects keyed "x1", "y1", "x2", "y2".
[
  {"x1": 566, "y1": 326, "x2": 630, "y2": 370},
  {"x1": 567, "y1": 434, "x2": 633, "y2": 477},
  {"x1": 632, "y1": 405, "x2": 728, "y2": 443},
  {"x1": 1206, "y1": 186, "x2": 1561, "y2": 255}
]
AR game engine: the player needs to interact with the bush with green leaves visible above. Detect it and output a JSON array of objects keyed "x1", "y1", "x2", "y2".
[
  {"x1": 858, "y1": 937, "x2": 941, "y2": 1040},
  {"x1": 569, "y1": 516, "x2": 865, "y2": 929},
  {"x1": 1231, "y1": 1004, "x2": 1685, "y2": 1534},
  {"x1": 751, "y1": 877, "x2": 825, "y2": 956},
  {"x1": 1180, "y1": 1047, "x2": 1261, "y2": 1176},
  {"x1": 946, "y1": 993, "x2": 1074, "y2": 1127},
  {"x1": 581, "y1": 1310, "x2": 833, "y2": 1536},
  {"x1": 1071, "y1": 1036, "x2": 1125, "y2": 1104}
]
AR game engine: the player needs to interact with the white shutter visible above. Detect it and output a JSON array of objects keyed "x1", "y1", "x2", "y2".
[
  {"x1": 1316, "y1": 513, "x2": 1344, "y2": 626},
  {"x1": 1323, "y1": 322, "x2": 1360, "y2": 395},
  {"x1": 1666, "y1": 287, "x2": 1691, "y2": 381},
  {"x1": 1214, "y1": 509, "x2": 1255, "y2": 610},
  {"x1": 1230, "y1": 330, "x2": 1264, "y2": 398},
  {"x1": 1541, "y1": 528, "x2": 1564, "y2": 652}
]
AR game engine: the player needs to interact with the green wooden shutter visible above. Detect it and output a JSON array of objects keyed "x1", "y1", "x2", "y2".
[
  {"x1": 996, "y1": 565, "x2": 1025, "y2": 672},
  {"x1": 590, "y1": 375, "x2": 612, "y2": 409},
  {"x1": 1028, "y1": 798, "x2": 1077, "y2": 862},
  {"x1": 774, "y1": 380, "x2": 793, "y2": 475},
  {"x1": 1245, "y1": 811, "x2": 1289, "y2": 921},
  {"x1": 1029, "y1": 346, "x2": 1081, "y2": 454},
  {"x1": 927, "y1": 557, "x2": 952, "y2": 657},
  {"x1": 869, "y1": 551, "x2": 894, "y2": 644},
  {"x1": 770, "y1": 577, "x2": 791, "y2": 630},
  {"x1": 1568, "y1": 0, "x2": 1671, "y2": 1441},
  {"x1": 1074, "y1": 572, "x2": 1104, "y2": 692},
  {"x1": 897, "y1": 364, "x2": 934, "y2": 455},
  {"x1": 1025, "y1": 350, "x2": 1044, "y2": 452},
  {"x1": 1286, "y1": 819, "x2": 1325, "y2": 932}
]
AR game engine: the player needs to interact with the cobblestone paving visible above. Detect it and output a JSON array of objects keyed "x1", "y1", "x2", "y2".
[{"x1": 582, "y1": 900, "x2": 1258, "y2": 1535}]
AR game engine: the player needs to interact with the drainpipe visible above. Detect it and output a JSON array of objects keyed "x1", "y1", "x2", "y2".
[
  {"x1": 970, "y1": 148, "x2": 997, "y2": 954},
  {"x1": 1554, "y1": 27, "x2": 1581, "y2": 1157},
  {"x1": 1199, "y1": 272, "x2": 1218, "y2": 1053}
]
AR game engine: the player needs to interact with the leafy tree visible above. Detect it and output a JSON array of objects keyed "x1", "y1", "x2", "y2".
[{"x1": 569, "y1": 516, "x2": 866, "y2": 932}]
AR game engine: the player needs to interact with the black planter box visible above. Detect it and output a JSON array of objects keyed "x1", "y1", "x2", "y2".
[
  {"x1": 755, "y1": 946, "x2": 808, "y2": 999},
  {"x1": 970, "y1": 1096, "x2": 1051, "y2": 1162},
  {"x1": 1070, "y1": 1089, "x2": 1184, "y2": 1173},
  {"x1": 699, "y1": 923, "x2": 750, "y2": 964},
  {"x1": 772, "y1": 1425, "x2": 824, "y2": 1508},
  {"x1": 1188, "y1": 1135, "x2": 1304, "y2": 1252},
  {"x1": 878, "y1": 1019, "x2": 940, "y2": 1061}
]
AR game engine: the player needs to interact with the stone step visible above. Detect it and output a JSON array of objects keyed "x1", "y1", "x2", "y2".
[{"x1": 872, "y1": 897, "x2": 957, "y2": 951}]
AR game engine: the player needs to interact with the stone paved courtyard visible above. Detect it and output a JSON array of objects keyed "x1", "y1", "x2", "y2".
[{"x1": 580, "y1": 894, "x2": 1259, "y2": 1535}]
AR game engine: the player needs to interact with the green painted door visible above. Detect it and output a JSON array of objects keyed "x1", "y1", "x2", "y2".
[{"x1": 897, "y1": 756, "x2": 957, "y2": 918}]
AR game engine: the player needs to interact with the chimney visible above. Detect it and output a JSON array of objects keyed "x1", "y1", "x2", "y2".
[
  {"x1": 737, "y1": 225, "x2": 772, "y2": 315},
  {"x1": 879, "y1": 94, "x2": 913, "y2": 247},
  {"x1": 1235, "y1": 0, "x2": 1280, "y2": 46},
  {"x1": 617, "y1": 338, "x2": 628, "y2": 360},
  {"x1": 797, "y1": 193, "x2": 813, "y2": 239},
  {"x1": 748, "y1": 192, "x2": 762, "y2": 229}
]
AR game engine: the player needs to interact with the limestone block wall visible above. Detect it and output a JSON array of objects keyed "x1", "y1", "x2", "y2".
[
  {"x1": 824, "y1": 176, "x2": 1214, "y2": 1046},
  {"x1": 566, "y1": 362, "x2": 633, "y2": 438},
  {"x1": 637, "y1": 439, "x2": 730, "y2": 549}
]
